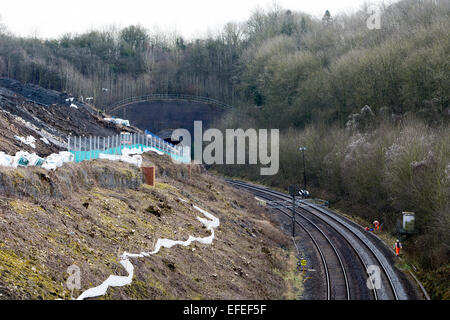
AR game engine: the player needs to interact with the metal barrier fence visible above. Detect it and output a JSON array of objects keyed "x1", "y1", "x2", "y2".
[
  {"x1": 108, "y1": 94, "x2": 233, "y2": 113},
  {"x1": 67, "y1": 132, "x2": 191, "y2": 164}
]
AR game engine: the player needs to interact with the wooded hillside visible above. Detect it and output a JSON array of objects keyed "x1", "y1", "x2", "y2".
[{"x1": 0, "y1": 0, "x2": 448, "y2": 127}]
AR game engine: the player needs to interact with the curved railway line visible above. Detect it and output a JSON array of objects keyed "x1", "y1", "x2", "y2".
[
  {"x1": 227, "y1": 179, "x2": 411, "y2": 300},
  {"x1": 274, "y1": 204, "x2": 349, "y2": 300}
]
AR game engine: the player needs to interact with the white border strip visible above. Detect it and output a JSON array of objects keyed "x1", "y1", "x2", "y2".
[{"x1": 76, "y1": 204, "x2": 219, "y2": 300}]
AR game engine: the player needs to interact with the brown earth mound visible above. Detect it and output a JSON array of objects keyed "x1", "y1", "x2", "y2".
[
  {"x1": 0, "y1": 152, "x2": 300, "y2": 300},
  {"x1": 0, "y1": 78, "x2": 140, "y2": 157}
]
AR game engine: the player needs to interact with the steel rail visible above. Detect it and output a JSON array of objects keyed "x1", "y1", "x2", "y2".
[
  {"x1": 227, "y1": 180, "x2": 405, "y2": 300},
  {"x1": 262, "y1": 199, "x2": 332, "y2": 300},
  {"x1": 302, "y1": 202, "x2": 399, "y2": 300},
  {"x1": 254, "y1": 191, "x2": 350, "y2": 300},
  {"x1": 230, "y1": 181, "x2": 378, "y2": 300},
  {"x1": 230, "y1": 180, "x2": 400, "y2": 299}
]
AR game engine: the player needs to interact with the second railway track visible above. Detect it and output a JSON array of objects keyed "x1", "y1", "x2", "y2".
[{"x1": 228, "y1": 179, "x2": 410, "y2": 300}]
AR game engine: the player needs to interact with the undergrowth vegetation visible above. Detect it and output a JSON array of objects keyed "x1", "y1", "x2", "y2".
[
  {"x1": 0, "y1": 0, "x2": 448, "y2": 126},
  {"x1": 214, "y1": 116, "x2": 449, "y2": 298}
]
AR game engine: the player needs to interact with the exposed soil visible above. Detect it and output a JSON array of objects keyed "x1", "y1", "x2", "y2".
[
  {"x1": 0, "y1": 152, "x2": 299, "y2": 300},
  {"x1": 0, "y1": 78, "x2": 140, "y2": 157}
]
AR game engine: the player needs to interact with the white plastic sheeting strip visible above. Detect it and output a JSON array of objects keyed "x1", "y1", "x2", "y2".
[
  {"x1": 122, "y1": 147, "x2": 164, "y2": 156},
  {"x1": 99, "y1": 153, "x2": 143, "y2": 168},
  {"x1": 0, "y1": 138, "x2": 166, "y2": 171},
  {"x1": 76, "y1": 204, "x2": 220, "y2": 300},
  {"x1": 97, "y1": 146, "x2": 164, "y2": 168}
]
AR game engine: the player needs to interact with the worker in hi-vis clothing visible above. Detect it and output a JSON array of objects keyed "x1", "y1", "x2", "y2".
[
  {"x1": 394, "y1": 240, "x2": 402, "y2": 256},
  {"x1": 373, "y1": 220, "x2": 380, "y2": 231}
]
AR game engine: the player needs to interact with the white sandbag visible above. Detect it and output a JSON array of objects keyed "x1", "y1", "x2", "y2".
[
  {"x1": 41, "y1": 152, "x2": 75, "y2": 171},
  {"x1": 11, "y1": 151, "x2": 44, "y2": 168},
  {"x1": 1, "y1": 150, "x2": 72, "y2": 170},
  {"x1": 0, "y1": 152, "x2": 14, "y2": 167}
]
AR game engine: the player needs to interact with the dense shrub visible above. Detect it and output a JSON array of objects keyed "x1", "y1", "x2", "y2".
[{"x1": 215, "y1": 116, "x2": 449, "y2": 275}]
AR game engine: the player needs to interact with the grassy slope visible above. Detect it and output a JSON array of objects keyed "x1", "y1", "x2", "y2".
[{"x1": 0, "y1": 153, "x2": 302, "y2": 300}]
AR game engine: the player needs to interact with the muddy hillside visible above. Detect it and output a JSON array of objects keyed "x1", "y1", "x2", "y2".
[
  {"x1": 0, "y1": 78, "x2": 139, "y2": 157},
  {"x1": 0, "y1": 152, "x2": 300, "y2": 299}
]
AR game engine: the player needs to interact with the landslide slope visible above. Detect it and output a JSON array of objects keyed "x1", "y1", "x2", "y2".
[
  {"x1": 0, "y1": 78, "x2": 138, "y2": 157},
  {"x1": 0, "y1": 152, "x2": 299, "y2": 300}
]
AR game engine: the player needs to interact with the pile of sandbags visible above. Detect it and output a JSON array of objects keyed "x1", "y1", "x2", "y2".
[
  {"x1": 0, "y1": 151, "x2": 44, "y2": 168},
  {"x1": 41, "y1": 152, "x2": 74, "y2": 170},
  {"x1": 0, "y1": 151, "x2": 73, "y2": 170}
]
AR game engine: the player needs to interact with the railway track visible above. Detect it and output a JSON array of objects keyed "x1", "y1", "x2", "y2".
[
  {"x1": 271, "y1": 200, "x2": 349, "y2": 300},
  {"x1": 227, "y1": 179, "x2": 409, "y2": 300}
]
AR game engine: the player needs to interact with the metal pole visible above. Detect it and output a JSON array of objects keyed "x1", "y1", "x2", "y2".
[
  {"x1": 302, "y1": 149, "x2": 307, "y2": 191},
  {"x1": 292, "y1": 195, "x2": 296, "y2": 238}
]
